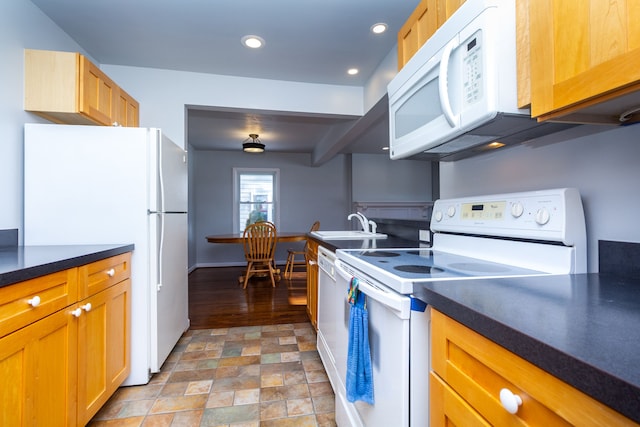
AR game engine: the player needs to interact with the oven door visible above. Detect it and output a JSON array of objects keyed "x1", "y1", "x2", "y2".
[{"x1": 334, "y1": 260, "x2": 412, "y2": 427}]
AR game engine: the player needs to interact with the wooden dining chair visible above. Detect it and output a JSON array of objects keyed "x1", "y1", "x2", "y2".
[
  {"x1": 242, "y1": 221, "x2": 278, "y2": 288},
  {"x1": 284, "y1": 220, "x2": 320, "y2": 279}
]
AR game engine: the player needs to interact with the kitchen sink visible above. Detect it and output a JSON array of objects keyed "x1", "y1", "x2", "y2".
[{"x1": 310, "y1": 230, "x2": 387, "y2": 240}]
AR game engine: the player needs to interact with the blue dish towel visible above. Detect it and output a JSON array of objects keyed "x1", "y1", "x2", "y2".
[{"x1": 346, "y1": 277, "x2": 374, "y2": 405}]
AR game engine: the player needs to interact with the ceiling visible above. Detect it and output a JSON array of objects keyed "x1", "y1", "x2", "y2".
[{"x1": 30, "y1": 0, "x2": 421, "y2": 158}]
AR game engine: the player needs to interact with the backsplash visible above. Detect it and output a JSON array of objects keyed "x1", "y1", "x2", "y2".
[
  {"x1": 0, "y1": 229, "x2": 18, "y2": 247},
  {"x1": 599, "y1": 240, "x2": 640, "y2": 279},
  {"x1": 370, "y1": 218, "x2": 430, "y2": 244}
]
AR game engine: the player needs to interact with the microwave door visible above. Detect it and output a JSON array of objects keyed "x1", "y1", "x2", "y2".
[{"x1": 389, "y1": 35, "x2": 463, "y2": 159}]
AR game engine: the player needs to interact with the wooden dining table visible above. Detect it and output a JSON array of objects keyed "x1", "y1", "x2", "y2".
[
  {"x1": 205, "y1": 231, "x2": 308, "y2": 244},
  {"x1": 205, "y1": 231, "x2": 308, "y2": 283}
]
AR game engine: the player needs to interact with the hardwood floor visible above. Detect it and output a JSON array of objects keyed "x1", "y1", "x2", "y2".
[{"x1": 188, "y1": 266, "x2": 310, "y2": 329}]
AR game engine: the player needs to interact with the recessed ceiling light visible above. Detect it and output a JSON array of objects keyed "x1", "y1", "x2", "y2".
[
  {"x1": 371, "y1": 23, "x2": 388, "y2": 34},
  {"x1": 241, "y1": 35, "x2": 265, "y2": 49},
  {"x1": 347, "y1": 68, "x2": 359, "y2": 75},
  {"x1": 382, "y1": 146, "x2": 389, "y2": 151}
]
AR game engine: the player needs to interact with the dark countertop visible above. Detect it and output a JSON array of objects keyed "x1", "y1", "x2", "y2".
[
  {"x1": 413, "y1": 273, "x2": 640, "y2": 423},
  {"x1": 307, "y1": 234, "x2": 422, "y2": 252},
  {"x1": 0, "y1": 244, "x2": 135, "y2": 287}
]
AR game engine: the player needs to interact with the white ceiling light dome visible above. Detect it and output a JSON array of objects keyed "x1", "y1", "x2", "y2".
[
  {"x1": 241, "y1": 35, "x2": 265, "y2": 49},
  {"x1": 371, "y1": 23, "x2": 388, "y2": 34}
]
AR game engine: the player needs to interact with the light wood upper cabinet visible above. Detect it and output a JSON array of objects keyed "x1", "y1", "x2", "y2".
[
  {"x1": 397, "y1": 0, "x2": 466, "y2": 69},
  {"x1": 117, "y1": 87, "x2": 140, "y2": 127},
  {"x1": 529, "y1": 0, "x2": 640, "y2": 123},
  {"x1": 430, "y1": 308, "x2": 637, "y2": 426},
  {"x1": 78, "y1": 55, "x2": 118, "y2": 126},
  {"x1": 24, "y1": 49, "x2": 139, "y2": 127},
  {"x1": 516, "y1": 0, "x2": 531, "y2": 108}
]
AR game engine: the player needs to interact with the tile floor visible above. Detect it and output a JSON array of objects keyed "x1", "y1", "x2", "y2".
[{"x1": 88, "y1": 322, "x2": 336, "y2": 426}]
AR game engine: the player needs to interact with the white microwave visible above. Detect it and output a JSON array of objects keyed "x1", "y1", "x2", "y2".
[{"x1": 388, "y1": 0, "x2": 559, "y2": 161}]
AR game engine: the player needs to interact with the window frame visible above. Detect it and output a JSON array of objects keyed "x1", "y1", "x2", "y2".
[{"x1": 232, "y1": 167, "x2": 280, "y2": 233}]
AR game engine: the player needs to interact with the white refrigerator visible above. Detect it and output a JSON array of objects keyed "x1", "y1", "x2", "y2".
[{"x1": 23, "y1": 123, "x2": 189, "y2": 386}]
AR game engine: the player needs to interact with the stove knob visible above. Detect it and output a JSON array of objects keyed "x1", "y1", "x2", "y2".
[
  {"x1": 446, "y1": 205, "x2": 456, "y2": 217},
  {"x1": 434, "y1": 210, "x2": 443, "y2": 222},
  {"x1": 535, "y1": 208, "x2": 550, "y2": 225},
  {"x1": 511, "y1": 202, "x2": 524, "y2": 218}
]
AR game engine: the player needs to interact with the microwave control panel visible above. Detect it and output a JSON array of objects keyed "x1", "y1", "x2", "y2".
[{"x1": 463, "y1": 30, "x2": 483, "y2": 106}]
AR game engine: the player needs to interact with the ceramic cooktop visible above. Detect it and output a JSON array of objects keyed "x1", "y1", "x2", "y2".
[{"x1": 336, "y1": 248, "x2": 550, "y2": 294}]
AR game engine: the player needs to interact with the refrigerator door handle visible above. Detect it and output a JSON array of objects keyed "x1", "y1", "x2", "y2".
[
  {"x1": 157, "y1": 131, "x2": 166, "y2": 213},
  {"x1": 157, "y1": 213, "x2": 164, "y2": 292},
  {"x1": 148, "y1": 209, "x2": 164, "y2": 292}
]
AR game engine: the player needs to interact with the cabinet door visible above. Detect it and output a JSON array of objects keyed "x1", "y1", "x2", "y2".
[
  {"x1": 398, "y1": 0, "x2": 436, "y2": 69},
  {"x1": 77, "y1": 279, "x2": 131, "y2": 425},
  {"x1": 306, "y1": 241, "x2": 319, "y2": 329},
  {"x1": 116, "y1": 87, "x2": 140, "y2": 127},
  {"x1": 530, "y1": 0, "x2": 640, "y2": 122},
  {"x1": 79, "y1": 56, "x2": 117, "y2": 126},
  {"x1": 397, "y1": 0, "x2": 466, "y2": 69},
  {"x1": 0, "y1": 309, "x2": 77, "y2": 427}
]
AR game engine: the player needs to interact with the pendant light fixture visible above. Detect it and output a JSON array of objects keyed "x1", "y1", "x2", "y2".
[{"x1": 242, "y1": 133, "x2": 265, "y2": 153}]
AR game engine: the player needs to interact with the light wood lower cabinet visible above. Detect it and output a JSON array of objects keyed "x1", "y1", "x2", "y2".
[
  {"x1": 0, "y1": 307, "x2": 77, "y2": 427},
  {"x1": 306, "y1": 240, "x2": 319, "y2": 329},
  {"x1": 77, "y1": 279, "x2": 131, "y2": 426},
  {"x1": 430, "y1": 308, "x2": 637, "y2": 426},
  {"x1": 0, "y1": 252, "x2": 131, "y2": 427}
]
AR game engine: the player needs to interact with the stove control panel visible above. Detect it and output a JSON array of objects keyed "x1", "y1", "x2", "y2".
[{"x1": 431, "y1": 188, "x2": 585, "y2": 245}]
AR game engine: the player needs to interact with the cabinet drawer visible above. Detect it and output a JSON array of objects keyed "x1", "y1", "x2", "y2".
[
  {"x1": 78, "y1": 253, "x2": 131, "y2": 299},
  {"x1": 431, "y1": 309, "x2": 636, "y2": 426},
  {"x1": 430, "y1": 371, "x2": 491, "y2": 426},
  {"x1": 0, "y1": 268, "x2": 78, "y2": 338}
]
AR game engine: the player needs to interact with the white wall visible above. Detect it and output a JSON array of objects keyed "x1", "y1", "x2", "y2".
[
  {"x1": 440, "y1": 124, "x2": 640, "y2": 272},
  {"x1": 102, "y1": 65, "x2": 365, "y2": 150},
  {"x1": 0, "y1": 0, "x2": 94, "y2": 236},
  {"x1": 363, "y1": 45, "x2": 399, "y2": 112},
  {"x1": 193, "y1": 150, "x2": 350, "y2": 267}
]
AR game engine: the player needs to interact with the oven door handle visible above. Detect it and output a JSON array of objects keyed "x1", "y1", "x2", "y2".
[{"x1": 335, "y1": 260, "x2": 411, "y2": 320}]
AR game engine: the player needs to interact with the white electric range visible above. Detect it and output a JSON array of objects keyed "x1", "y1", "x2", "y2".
[{"x1": 317, "y1": 188, "x2": 587, "y2": 427}]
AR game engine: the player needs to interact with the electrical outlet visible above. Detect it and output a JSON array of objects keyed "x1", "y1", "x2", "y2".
[{"x1": 419, "y1": 229, "x2": 430, "y2": 243}]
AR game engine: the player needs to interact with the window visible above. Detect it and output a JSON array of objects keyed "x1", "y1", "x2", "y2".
[{"x1": 233, "y1": 168, "x2": 280, "y2": 233}]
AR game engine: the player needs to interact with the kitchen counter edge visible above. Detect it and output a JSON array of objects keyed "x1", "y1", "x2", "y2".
[
  {"x1": 0, "y1": 244, "x2": 135, "y2": 287},
  {"x1": 413, "y1": 273, "x2": 640, "y2": 424},
  {"x1": 307, "y1": 234, "x2": 421, "y2": 252}
]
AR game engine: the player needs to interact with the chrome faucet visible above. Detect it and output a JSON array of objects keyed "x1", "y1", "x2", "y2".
[{"x1": 348, "y1": 212, "x2": 375, "y2": 233}]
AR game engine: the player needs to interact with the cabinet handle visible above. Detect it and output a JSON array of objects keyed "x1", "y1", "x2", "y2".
[
  {"x1": 500, "y1": 388, "x2": 523, "y2": 414},
  {"x1": 81, "y1": 303, "x2": 92, "y2": 312},
  {"x1": 27, "y1": 295, "x2": 41, "y2": 307},
  {"x1": 106, "y1": 268, "x2": 116, "y2": 277},
  {"x1": 71, "y1": 308, "x2": 83, "y2": 318}
]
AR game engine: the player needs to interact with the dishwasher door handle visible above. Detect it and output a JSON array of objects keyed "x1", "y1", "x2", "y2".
[{"x1": 335, "y1": 260, "x2": 411, "y2": 319}]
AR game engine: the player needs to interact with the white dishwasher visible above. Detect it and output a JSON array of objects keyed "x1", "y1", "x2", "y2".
[{"x1": 317, "y1": 246, "x2": 343, "y2": 392}]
